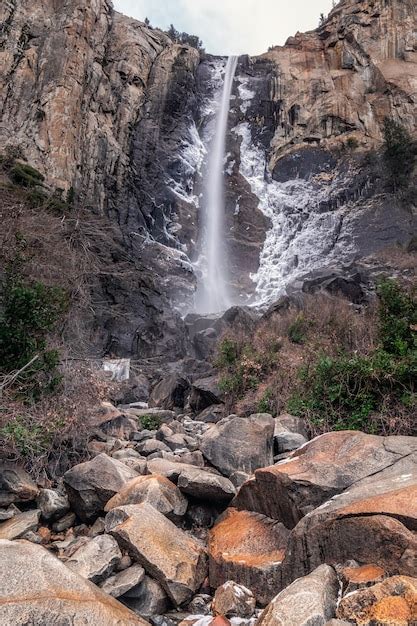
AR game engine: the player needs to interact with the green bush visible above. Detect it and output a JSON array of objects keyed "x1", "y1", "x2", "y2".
[
  {"x1": 0, "y1": 414, "x2": 65, "y2": 458},
  {"x1": 9, "y1": 163, "x2": 45, "y2": 188},
  {"x1": 0, "y1": 271, "x2": 68, "y2": 401},
  {"x1": 383, "y1": 118, "x2": 416, "y2": 191},
  {"x1": 257, "y1": 388, "x2": 274, "y2": 413},
  {"x1": 288, "y1": 315, "x2": 308, "y2": 345},
  {"x1": 138, "y1": 414, "x2": 161, "y2": 430},
  {"x1": 287, "y1": 280, "x2": 416, "y2": 431}
]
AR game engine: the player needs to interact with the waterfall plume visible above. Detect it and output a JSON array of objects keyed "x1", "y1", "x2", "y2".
[{"x1": 196, "y1": 55, "x2": 238, "y2": 314}]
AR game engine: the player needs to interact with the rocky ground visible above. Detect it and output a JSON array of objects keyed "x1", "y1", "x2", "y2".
[{"x1": 1, "y1": 375, "x2": 416, "y2": 625}]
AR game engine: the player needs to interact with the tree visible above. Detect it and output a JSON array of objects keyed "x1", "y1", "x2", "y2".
[
  {"x1": 144, "y1": 17, "x2": 150, "y2": 27},
  {"x1": 319, "y1": 13, "x2": 326, "y2": 26},
  {"x1": 383, "y1": 118, "x2": 416, "y2": 191}
]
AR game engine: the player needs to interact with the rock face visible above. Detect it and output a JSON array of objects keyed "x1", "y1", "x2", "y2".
[
  {"x1": 257, "y1": 565, "x2": 339, "y2": 626},
  {"x1": 0, "y1": 539, "x2": 148, "y2": 625},
  {"x1": 1, "y1": 0, "x2": 415, "y2": 350},
  {"x1": 200, "y1": 414, "x2": 275, "y2": 477},
  {"x1": 63, "y1": 453, "x2": 138, "y2": 521},
  {"x1": 105, "y1": 503, "x2": 207, "y2": 606}
]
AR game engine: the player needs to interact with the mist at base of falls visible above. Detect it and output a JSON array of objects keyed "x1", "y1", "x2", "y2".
[{"x1": 194, "y1": 56, "x2": 238, "y2": 315}]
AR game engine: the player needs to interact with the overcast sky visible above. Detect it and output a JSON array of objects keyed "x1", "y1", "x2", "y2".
[{"x1": 113, "y1": 0, "x2": 336, "y2": 56}]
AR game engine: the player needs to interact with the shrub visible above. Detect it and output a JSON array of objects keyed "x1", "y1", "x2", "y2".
[
  {"x1": 138, "y1": 414, "x2": 162, "y2": 430},
  {"x1": 288, "y1": 314, "x2": 308, "y2": 345},
  {"x1": 287, "y1": 280, "x2": 416, "y2": 432},
  {"x1": 9, "y1": 163, "x2": 45, "y2": 188},
  {"x1": 0, "y1": 270, "x2": 68, "y2": 401},
  {"x1": 382, "y1": 118, "x2": 416, "y2": 191}
]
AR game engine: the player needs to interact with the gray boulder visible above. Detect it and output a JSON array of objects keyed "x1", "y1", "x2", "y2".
[
  {"x1": 63, "y1": 453, "x2": 138, "y2": 521},
  {"x1": 149, "y1": 374, "x2": 190, "y2": 410},
  {"x1": 0, "y1": 509, "x2": 40, "y2": 540},
  {"x1": 200, "y1": 414, "x2": 274, "y2": 476},
  {"x1": 177, "y1": 467, "x2": 236, "y2": 502},
  {"x1": 257, "y1": 565, "x2": 339, "y2": 626},
  {"x1": 37, "y1": 488, "x2": 70, "y2": 522},
  {"x1": 121, "y1": 575, "x2": 170, "y2": 616},
  {"x1": 100, "y1": 564, "x2": 145, "y2": 598},
  {"x1": 105, "y1": 503, "x2": 207, "y2": 606},
  {"x1": 189, "y1": 376, "x2": 223, "y2": 412},
  {"x1": 0, "y1": 539, "x2": 148, "y2": 624},
  {"x1": 0, "y1": 464, "x2": 38, "y2": 506},
  {"x1": 212, "y1": 581, "x2": 256, "y2": 618},
  {"x1": 65, "y1": 534, "x2": 122, "y2": 583}
]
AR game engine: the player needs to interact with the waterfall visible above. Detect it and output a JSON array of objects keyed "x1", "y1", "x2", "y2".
[{"x1": 196, "y1": 55, "x2": 238, "y2": 314}]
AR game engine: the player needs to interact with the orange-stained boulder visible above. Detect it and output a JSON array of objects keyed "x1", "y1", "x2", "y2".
[
  {"x1": 0, "y1": 539, "x2": 149, "y2": 625},
  {"x1": 281, "y1": 468, "x2": 417, "y2": 585},
  {"x1": 104, "y1": 474, "x2": 188, "y2": 521},
  {"x1": 337, "y1": 575, "x2": 417, "y2": 625},
  {"x1": 208, "y1": 508, "x2": 289, "y2": 605},
  {"x1": 232, "y1": 431, "x2": 417, "y2": 527}
]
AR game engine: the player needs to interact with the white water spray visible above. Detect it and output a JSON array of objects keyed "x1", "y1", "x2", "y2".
[{"x1": 196, "y1": 56, "x2": 238, "y2": 314}]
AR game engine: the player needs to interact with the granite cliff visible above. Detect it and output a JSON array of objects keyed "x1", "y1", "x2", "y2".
[{"x1": 0, "y1": 0, "x2": 416, "y2": 357}]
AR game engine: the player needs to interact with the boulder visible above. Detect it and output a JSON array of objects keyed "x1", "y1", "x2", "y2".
[
  {"x1": 212, "y1": 581, "x2": 256, "y2": 618},
  {"x1": 196, "y1": 405, "x2": 224, "y2": 424},
  {"x1": 104, "y1": 475, "x2": 188, "y2": 521},
  {"x1": 63, "y1": 453, "x2": 138, "y2": 521},
  {"x1": 105, "y1": 503, "x2": 207, "y2": 606},
  {"x1": 337, "y1": 575, "x2": 417, "y2": 625},
  {"x1": 189, "y1": 377, "x2": 223, "y2": 412},
  {"x1": 147, "y1": 458, "x2": 204, "y2": 481},
  {"x1": 135, "y1": 439, "x2": 172, "y2": 456},
  {"x1": 340, "y1": 563, "x2": 387, "y2": 594},
  {"x1": 200, "y1": 414, "x2": 274, "y2": 477},
  {"x1": 257, "y1": 565, "x2": 339, "y2": 626},
  {"x1": 281, "y1": 462, "x2": 417, "y2": 585},
  {"x1": 149, "y1": 374, "x2": 190, "y2": 410},
  {"x1": 232, "y1": 431, "x2": 417, "y2": 527},
  {"x1": 125, "y1": 408, "x2": 176, "y2": 426},
  {"x1": 37, "y1": 488, "x2": 70, "y2": 521},
  {"x1": 100, "y1": 564, "x2": 145, "y2": 598},
  {"x1": 66, "y1": 534, "x2": 122, "y2": 582},
  {"x1": 52, "y1": 511, "x2": 76, "y2": 532},
  {"x1": 275, "y1": 414, "x2": 309, "y2": 439},
  {"x1": 0, "y1": 464, "x2": 38, "y2": 506},
  {"x1": 208, "y1": 508, "x2": 289, "y2": 606},
  {"x1": 121, "y1": 575, "x2": 170, "y2": 616},
  {"x1": 273, "y1": 420, "x2": 307, "y2": 454},
  {"x1": 0, "y1": 539, "x2": 149, "y2": 625},
  {"x1": 0, "y1": 509, "x2": 40, "y2": 540},
  {"x1": 177, "y1": 467, "x2": 236, "y2": 502}
]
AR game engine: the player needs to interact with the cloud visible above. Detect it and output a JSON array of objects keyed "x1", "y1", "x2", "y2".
[{"x1": 113, "y1": 0, "x2": 335, "y2": 56}]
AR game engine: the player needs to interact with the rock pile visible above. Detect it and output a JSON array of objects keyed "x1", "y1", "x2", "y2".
[{"x1": 0, "y1": 402, "x2": 416, "y2": 625}]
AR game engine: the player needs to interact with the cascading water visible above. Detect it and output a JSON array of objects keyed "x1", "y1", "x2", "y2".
[{"x1": 195, "y1": 56, "x2": 238, "y2": 314}]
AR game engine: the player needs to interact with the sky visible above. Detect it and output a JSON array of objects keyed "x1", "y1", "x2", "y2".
[{"x1": 113, "y1": 0, "x2": 336, "y2": 56}]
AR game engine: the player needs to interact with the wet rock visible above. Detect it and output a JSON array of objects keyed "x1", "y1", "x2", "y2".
[
  {"x1": 0, "y1": 464, "x2": 38, "y2": 506},
  {"x1": 104, "y1": 475, "x2": 188, "y2": 521},
  {"x1": 209, "y1": 508, "x2": 289, "y2": 606},
  {"x1": 66, "y1": 533, "x2": 122, "y2": 582},
  {"x1": 105, "y1": 503, "x2": 207, "y2": 606},
  {"x1": 0, "y1": 539, "x2": 148, "y2": 624},
  {"x1": 189, "y1": 377, "x2": 224, "y2": 412},
  {"x1": 0, "y1": 509, "x2": 40, "y2": 540},
  {"x1": 150, "y1": 375, "x2": 190, "y2": 410},
  {"x1": 122, "y1": 575, "x2": 170, "y2": 617},
  {"x1": 63, "y1": 453, "x2": 138, "y2": 521},
  {"x1": 213, "y1": 581, "x2": 256, "y2": 618},
  {"x1": 100, "y1": 563, "x2": 145, "y2": 598},
  {"x1": 178, "y1": 467, "x2": 236, "y2": 502},
  {"x1": 257, "y1": 565, "x2": 338, "y2": 626},
  {"x1": 201, "y1": 414, "x2": 274, "y2": 477},
  {"x1": 337, "y1": 575, "x2": 417, "y2": 625},
  {"x1": 37, "y1": 488, "x2": 70, "y2": 522},
  {"x1": 232, "y1": 431, "x2": 417, "y2": 527}
]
